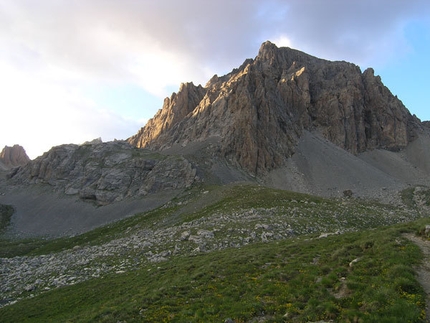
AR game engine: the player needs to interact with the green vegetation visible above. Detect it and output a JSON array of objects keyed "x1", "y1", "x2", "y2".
[
  {"x1": 0, "y1": 200, "x2": 180, "y2": 258},
  {"x1": 1, "y1": 184, "x2": 418, "y2": 257},
  {"x1": 0, "y1": 222, "x2": 427, "y2": 322},
  {"x1": 401, "y1": 186, "x2": 430, "y2": 209},
  {"x1": 1, "y1": 184, "x2": 430, "y2": 322}
]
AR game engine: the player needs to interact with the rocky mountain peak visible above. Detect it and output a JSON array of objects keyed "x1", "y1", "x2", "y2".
[
  {"x1": 0, "y1": 145, "x2": 30, "y2": 169},
  {"x1": 129, "y1": 82, "x2": 206, "y2": 149},
  {"x1": 128, "y1": 41, "x2": 422, "y2": 175}
]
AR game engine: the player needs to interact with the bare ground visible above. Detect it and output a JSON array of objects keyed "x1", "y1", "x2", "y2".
[
  {"x1": 404, "y1": 233, "x2": 430, "y2": 322},
  {"x1": 2, "y1": 131, "x2": 430, "y2": 238},
  {"x1": 265, "y1": 131, "x2": 430, "y2": 203},
  {"x1": 0, "y1": 181, "x2": 179, "y2": 238}
]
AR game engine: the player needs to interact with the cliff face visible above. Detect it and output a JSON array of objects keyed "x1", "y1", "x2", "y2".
[
  {"x1": 131, "y1": 82, "x2": 206, "y2": 148},
  {"x1": 7, "y1": 141, "x2": 199, "y2": 205},
  {"x1": 0, "y1": 145, "x2": 30, "y2": 169},
  {"x1": 5, "y1": 42, "x2": 424, "y2": 206},
  {"x1": 128, "y1": 41, "x2": 422, "y2": 174}
]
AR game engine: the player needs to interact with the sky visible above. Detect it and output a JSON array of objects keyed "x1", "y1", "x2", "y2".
[{"x1": 1, "y1": 0, "x2": 429, "y2": 159}]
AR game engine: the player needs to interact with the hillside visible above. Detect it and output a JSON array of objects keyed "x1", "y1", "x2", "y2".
[
  {"x1": 128, "y1": 41, "x2": 423, "y2": 175},
  {"x1": 1, "y1": 41, "x2": 430, "y2": 321},
  {"x1": 2, "y1": 42, "x2": 430, "y2": 237},
  {"x1": 1, "y1": 183, "x2": 430, "y2": 322}
]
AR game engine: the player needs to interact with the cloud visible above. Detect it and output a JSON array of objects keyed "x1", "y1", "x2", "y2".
[
  {"x1": 272, "y1": 0, "x2": 430, "y2": 67},
  {"x1": 0, "y1": 0, "x2": 288, "y2": 93},
  {"x1": 0, "y1": 60, "x2": 142, "y2": 159},
  {"x1": 3, "y1": 0, "x2": 429, "y2": 91},
  {"x1": 1, "y1": 0, "x2": 430, "y2": 157}
]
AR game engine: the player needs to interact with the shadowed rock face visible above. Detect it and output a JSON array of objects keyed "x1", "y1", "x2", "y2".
[
  {"x1": 128, "y1": 41, "x2": 422, "y2": 175},
  {"x1": 7, "y1": 141, "x2": 199, "y2": 205},
  {"x1": 2, "y1": 42, "x2": 430, "y2": 238},
  {"x1": 0, "y1": 145, "x2": 30, "y2": 169}
]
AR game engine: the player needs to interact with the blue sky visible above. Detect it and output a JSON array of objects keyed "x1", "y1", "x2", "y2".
[
  {"x1": 0, "y1": 0, "x2": 429, "y2": 159},
  {"x1": 378, "y1": 20, "x2": 430, "y2": 120}
]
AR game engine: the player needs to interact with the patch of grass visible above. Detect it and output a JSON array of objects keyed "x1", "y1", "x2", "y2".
[
  {"x1": 401, "y1": 187, "x2": 416, "y2": 208},
  {"x1": 0, "y1": 237, "x2": 47, "y2": 258},
  {"x1": 181, "y1": 184, "x2": 330, "y2": 223},
  {"x1": 0, "y1": 183, "x2": 423, "y2": 258},
  {"x1": 0, "y1": 223, "x2": 427, "y2": 322},
  {"x1": 401, "y1": 186, "x2": 430, "y2": 209},
  {"x1": 1, "y1": 184, "x2": 429, "y2": 321}
]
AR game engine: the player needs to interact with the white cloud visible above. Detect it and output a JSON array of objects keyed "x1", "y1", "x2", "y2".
[
  {"x1": 273, "y1": 0, "x2": 430, "y2": 67},
  {"x1": 1, "y1": 0, "x2": 430, "y2": 157},
  {"x1": 272, "y1": 35, "x2": 293, "y2": 49},
  {"x1": 0, "y1": 61, "x2": 141, "y2": 159}
]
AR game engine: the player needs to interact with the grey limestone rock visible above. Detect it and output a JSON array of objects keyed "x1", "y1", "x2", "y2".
[
  {"x1": 7, "y1": 141, "x2": 199, "y2": 205},
  {"x1": 128, "y1": 41, "x2": 422, "y2": 175}
]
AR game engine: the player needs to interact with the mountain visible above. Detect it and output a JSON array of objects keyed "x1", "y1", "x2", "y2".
[
  {"x1": 128, "y1": 41, "x2": 423, "y2": 175},
  {"x1": 6, "y1": 140, "x2": 199, "y2": 205},
  {"x1": 0, "y1": 145, "x2": 30, "y2": 170},
  {"x1": 3, "y1": 41, "x2": 430, "y2": 322},
  {"x1": 2, "y1": 41, "x2": 430, "y2": 237}
]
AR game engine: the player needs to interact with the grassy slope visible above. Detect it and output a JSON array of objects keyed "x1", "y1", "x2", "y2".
[
  {"x1": 0, "y1": 224, "x2": 427, "y2": 322},
  {"x1": 1, "y1": 184, "x2": 429, "y2": 322}
]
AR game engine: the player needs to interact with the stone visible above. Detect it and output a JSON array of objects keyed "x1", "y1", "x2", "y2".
[
  {"x1": 0, "y1": 145, "x2": 30, "y2": 168},
  {"x1": 0, "y1": 193, "x2": 423, "y2": 309},
  {"x1": 180, "y1": 231, "x2": 190, "y2": 241},
  {"x1": 197, "y1": 229, "x2": 214, "y2": 239},
  {"x1": 349, "y1": 258, "x2": 360, "y2": 267},
  {"x1": 7, "y1": 141, "x2": 199, "y2": 205},
  {"x1": 343, "y1": 190, "x2": 353, "y2": 198},
  {"x1": 128, "y1": 41, "x2": 422, "y2": 175}
]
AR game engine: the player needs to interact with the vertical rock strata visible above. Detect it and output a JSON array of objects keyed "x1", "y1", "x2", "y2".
[
  {"x1": 128, "y1": 41, "x2": 421, "y2": 175},
  {"x1": 0, "y1": 145, "x2": 30, "y2": 168}
]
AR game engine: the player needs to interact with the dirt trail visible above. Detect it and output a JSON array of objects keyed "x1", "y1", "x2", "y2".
[{"x1": 404, "y1": 233, "x2": 430, "y2": 322}]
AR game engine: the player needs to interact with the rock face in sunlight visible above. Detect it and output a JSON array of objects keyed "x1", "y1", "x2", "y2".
[
  {"x1": 129, "y1": 82, "x2": 206, "y2": 149},
  {"x1": 128, "y1": 41, "x2": 422, "y2": 175},
  {"x1": 3, "y1": 41, "x2": 430, "y2": 238},
  {"x1": 0, "y1": 145, "x2": 30, "y2": 169}
]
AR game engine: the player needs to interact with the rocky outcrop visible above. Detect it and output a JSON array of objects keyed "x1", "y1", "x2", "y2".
[
  {"x1": 7, "y1": 141, "x2": 199, "y2": 205},
  {"x1": 130, "y1": 82, "x2": 206, "y2": 148},
  {"x1": 128, "y1": 41, "x2": 422, "y2": 175},
  {"x1": 0, "y1": 145, "x2": 30, "y2": 169},
  {"x1": 4, "y1": 42, "x2": 425, "y2": 208}
]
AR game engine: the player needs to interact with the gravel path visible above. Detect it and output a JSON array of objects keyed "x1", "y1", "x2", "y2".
[{"x1": 404, "y1": 233, "x2": 430, "y2": 322}]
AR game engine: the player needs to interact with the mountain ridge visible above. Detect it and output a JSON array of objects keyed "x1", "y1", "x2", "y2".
[
  {"x1": 2, "y1": 42, "x2": 430, "y2": 322},
  {"x1": 128, "y1": 41, "x2": 423, "y2": 175},
  {"x1": 2, "y1": 41, "x2": 430, "y2": 237}
]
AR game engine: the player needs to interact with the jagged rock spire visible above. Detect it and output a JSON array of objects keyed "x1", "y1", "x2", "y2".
[
  {"x1": 0, "y1": 144, "x2": 30, "y2": 169},
  {"x1": 128, "y1": 41, "x2": 422, "y2": 175}
]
